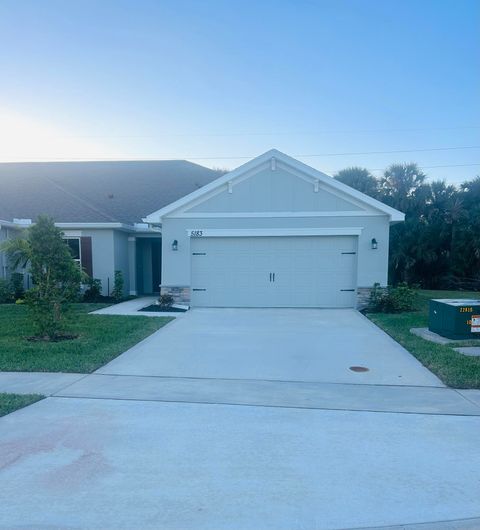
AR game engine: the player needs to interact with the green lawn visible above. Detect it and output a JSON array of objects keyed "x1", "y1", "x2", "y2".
[
  {"x1": 0, "y1": 393, "x2": 44, "y2": 417},
  {"x1": 367, "y1": 290, "x2": 480, "y2": 389},
  {"x1": 0, "y1": 304, "x2": 173, "y2": 373}
]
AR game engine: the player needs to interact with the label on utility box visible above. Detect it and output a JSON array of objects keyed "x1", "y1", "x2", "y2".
[{"x1": 472, "y1": 315, "x2": 480, "y2": 333}]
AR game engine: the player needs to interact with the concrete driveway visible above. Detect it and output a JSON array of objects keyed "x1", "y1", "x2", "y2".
[
  {"x1": 97, "y1": 308, "x2": 443, "y2": 386},
  {"x1": 1, "y1": 308, "x2": 480, "y2": 530}
]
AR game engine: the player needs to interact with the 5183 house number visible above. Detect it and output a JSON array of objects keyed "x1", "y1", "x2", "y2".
[{"x1": 190, "y1": 230, "x2": 203, "y2": 237}]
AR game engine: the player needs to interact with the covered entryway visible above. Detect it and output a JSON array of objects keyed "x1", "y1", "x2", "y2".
[
  {"x1": 136, "y1": 237, "x2": 162, "y2": 295},
  {"x1": 190, "y1": 235, "x2": 357, "y2": 307}
]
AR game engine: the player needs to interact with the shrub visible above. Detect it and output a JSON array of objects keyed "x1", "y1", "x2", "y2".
[
  {"x1": 83, "y1": 277, "x2": 103, "y2": 302},
  {"x1": 158, "y1": 294, "x2": 174, "y2": 308},
  {"x1": 0, "y1": 278, "x2": 14, "y2": 303},
  {"x1": 10, "y1": 272, "x2": 25, "y2": 300},
  {"x1": 111, "y1": 270, "x2": 124, "y2": 301},
  {"x1": 368, "y1": 282, "x2": 417, "y2": 313}
]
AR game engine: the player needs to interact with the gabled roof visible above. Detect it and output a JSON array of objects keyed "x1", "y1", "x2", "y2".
[
  {"x1": 144, "y1": 149, "x2": 405, "y2": 222},
  {"x1": 0, "y1": 160, "x2": 219, "y2": 225}
]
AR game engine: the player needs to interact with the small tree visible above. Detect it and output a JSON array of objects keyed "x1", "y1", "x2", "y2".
[
  {"x1": 111, "y1": 270, "x2": 124, "y2": 301},
  {"x1": 2, "y1": 216, "x2": 82, "y2": 339}
]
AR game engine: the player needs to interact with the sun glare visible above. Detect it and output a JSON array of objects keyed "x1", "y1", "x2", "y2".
[{"x1": 0, "y1": 108, "x2": 111, "y2": 162}]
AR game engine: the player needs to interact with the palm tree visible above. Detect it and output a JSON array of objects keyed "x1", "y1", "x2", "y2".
[
  {"x1": 0, "y1": 236, "x2": 31, "y2": 270},
  {"x1": 379, "y1": 162, "x2": 428, "y2": 213},
  {"x1": 333, "y1": 167, "x2": 379, "y2": 198}
]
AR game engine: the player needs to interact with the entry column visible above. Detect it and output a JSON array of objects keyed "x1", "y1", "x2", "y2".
[{"x1": 128, "y1": 236, "x2": 137, "y2": 295}]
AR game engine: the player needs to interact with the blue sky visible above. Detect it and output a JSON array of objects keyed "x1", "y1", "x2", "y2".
[{"x1": 0, "y1": 0, "x2": 479, "y2": 183}]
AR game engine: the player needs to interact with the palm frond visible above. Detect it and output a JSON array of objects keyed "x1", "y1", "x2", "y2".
[{"x1": 0, "y1": 237, "x2": 31, "y2": 269}]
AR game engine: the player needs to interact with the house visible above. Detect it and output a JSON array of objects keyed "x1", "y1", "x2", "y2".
[
  {"x1": 0, "y1": 160, "x2": 219, "y2": 295},
  {"x1": 0, "y1": 150, "x2": 404, "y2": 307}
]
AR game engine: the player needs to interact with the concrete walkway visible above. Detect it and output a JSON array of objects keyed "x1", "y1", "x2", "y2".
[
  {"x1": 57, "y1": 373, "x2": 480, "y2": 416},
  {"x1": 1, "y1": 308, "x2": 480, "y2": 530},
  {"x1": 0, "y1": 371, "x2": 86, "y2": 395},
  {"x1": 90, "y1": 296, "x2": 188, "y2": 317}
]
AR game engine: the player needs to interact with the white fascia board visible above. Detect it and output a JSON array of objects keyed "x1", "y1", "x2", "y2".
[
  {"x1": 144, "y1": 149, "x2": 405, "y2": 223},
  {"x1": 55, "y1": 222, "x2": 162, "y2": 234},
  {"x1": 174, "y1": 211, "x2": 384, "y2": 219},
  {"x1": 55, "y1": 222, "x2": 131, "y2": 230},
  {"x1": 0, "y1": 219, "x2": 24, "y2": 229},
  {"x1": 186, "y1": 227, "x2": 363, "y2": 237},
  {"x1": 55, "y1": 222, "x2": 157, "y2": 233},
  {"x1": 0, "y1": 220, "x2": 160, "y2": 234}
]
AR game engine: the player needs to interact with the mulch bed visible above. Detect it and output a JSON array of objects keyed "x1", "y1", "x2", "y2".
[{"x1": 139, "y1": 305, "x2": 187, "y2": 313}]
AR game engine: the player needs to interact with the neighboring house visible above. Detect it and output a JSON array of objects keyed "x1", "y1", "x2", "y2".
[
  {"x1": 0, "y1": 149, "x2": 404, "y2": 307},
  {"x1": 0, "y1": 160, "x2": 219, "y2": 295}
]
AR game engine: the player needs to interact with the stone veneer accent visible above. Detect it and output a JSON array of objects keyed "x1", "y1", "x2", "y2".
[
  {"x1": 356, "y1": 285, "x2": 388, "y2": 309},
  {"x1": 160, "y1": 285, "x2": 191, "y2": 305},
  {"x1": 356, "y1": 287, "x2": 374, "y2": 309},
  {"x1": 161, "y1": 285, "x2": 382, "y2": 309}
]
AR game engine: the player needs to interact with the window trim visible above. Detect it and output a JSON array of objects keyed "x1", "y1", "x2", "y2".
[{"x1": 64, "y1": 237, "x2": 82, "y2": 265}]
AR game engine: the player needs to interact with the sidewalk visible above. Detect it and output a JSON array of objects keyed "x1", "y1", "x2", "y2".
[{"x1": 0, "y1": 371, "x2": 86, "y2": 396}]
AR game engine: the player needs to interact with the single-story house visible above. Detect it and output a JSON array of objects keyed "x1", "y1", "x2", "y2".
[
  {"x1": 0, "y1": 149, "x2": 404, "y2": 308},
  {"x1": 0, "y1": 159, "x2": 219, "y2": 295}
]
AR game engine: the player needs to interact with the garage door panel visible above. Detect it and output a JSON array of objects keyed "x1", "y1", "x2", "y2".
[{"x1": 191, "y1": 236, "x2": 357, "y2": 308}]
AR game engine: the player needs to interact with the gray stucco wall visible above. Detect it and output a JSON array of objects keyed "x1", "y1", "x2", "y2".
[
  {"x1": 113, "y1": 231, "x2": 130, "y2": 295},
  {"x1": 62, "y1": 229, "x2": 115, "y2": 296},
  {"x1": 161, "y1": 214, "x2": 390, "y2": 292}
]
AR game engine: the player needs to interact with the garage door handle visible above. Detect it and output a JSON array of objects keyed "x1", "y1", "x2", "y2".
[
  {"x1": 269, "y1": 273, "x2": 272, "y2": 282},
  {"x1": 272, "y1": 273, "x2": 275, "y2": 282}
]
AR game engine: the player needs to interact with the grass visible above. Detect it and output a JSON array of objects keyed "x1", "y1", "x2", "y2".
[
  {"x1": 0, "y1": 393, "x2": 44, "y2": 417},
  {"x1": 0, "y1": 303, "x2": 173, "y2": 373},
  {"x1": 367, "y1": 290, "x2": 480, "y2": 389}
]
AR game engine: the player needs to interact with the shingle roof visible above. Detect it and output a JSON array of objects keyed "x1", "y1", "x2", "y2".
[{"x1": 0, "y1": 160, "x2": 219, "y2": 224}]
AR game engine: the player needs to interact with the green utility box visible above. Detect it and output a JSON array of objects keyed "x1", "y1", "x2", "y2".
[{"x1": 429, "y1": 299, "x2": 480, "y2": 340}]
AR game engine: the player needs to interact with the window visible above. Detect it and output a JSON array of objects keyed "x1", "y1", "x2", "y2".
[{"x1": 64, "y1": 238, "x2": 81, "y2": 265}]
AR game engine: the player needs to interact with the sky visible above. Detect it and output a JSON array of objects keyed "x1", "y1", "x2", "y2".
[{"x1": 0, "y1": 0, "x2": 479, "y2": 184}]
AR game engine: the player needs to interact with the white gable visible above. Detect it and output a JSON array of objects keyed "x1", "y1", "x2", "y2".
[
  {"x1": 186, "y1": 163, "x2": 365, "y2": 214},
  {"x1": 144, "y1": 150, "x2": 404, "y2": 222}
]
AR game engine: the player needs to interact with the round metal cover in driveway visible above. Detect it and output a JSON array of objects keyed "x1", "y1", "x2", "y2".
[{"x1": 349, "y1": 366, "x2": 369, "y2": 372}]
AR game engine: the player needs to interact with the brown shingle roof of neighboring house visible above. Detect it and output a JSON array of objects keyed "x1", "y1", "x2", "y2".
[{"x1": 0, "y1": 160, "x2": 219, "y2": 224}]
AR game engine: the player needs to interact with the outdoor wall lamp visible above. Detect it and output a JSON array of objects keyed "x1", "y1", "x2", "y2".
[
  {"x1": 371, "y1": 238, "x2": 378, "y2": 250},
  {"x1": 171, "y1": 239, "x2": 178, "y2": 251}
]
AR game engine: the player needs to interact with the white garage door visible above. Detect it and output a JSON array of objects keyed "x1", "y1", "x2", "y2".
[{"x1": 190, "y1": 236, "x2": 357, "y2": 308}]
